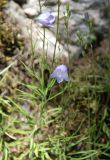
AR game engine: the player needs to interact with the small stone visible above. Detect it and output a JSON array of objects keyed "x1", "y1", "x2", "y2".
[
  {"x1": 60, "y1": 0, "x2": 70, "y2": 4},
  {"x1": 44, "y1": 0, "x2": 57, "y2": 6},
  {"x1": 24, "y1": 8, "x2": 37, "y2": 17}
]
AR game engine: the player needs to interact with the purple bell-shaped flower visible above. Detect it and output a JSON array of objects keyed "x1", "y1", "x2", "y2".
[
  {"x1": 37, "y1": 11, "x2": 55, "y2": 27},
  {"x1": 50, "y1": 65, "x2": 68, "y2": 83}
]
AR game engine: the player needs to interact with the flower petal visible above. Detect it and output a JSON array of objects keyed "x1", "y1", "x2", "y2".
[
  {"x1": 37, "y1": 11, "x2": 55, "y2": 27},
  {"x1": 50, "y1": 65, "x2": 68, "y2": 83}
]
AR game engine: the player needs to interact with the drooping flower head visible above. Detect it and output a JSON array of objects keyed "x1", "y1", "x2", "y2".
[
  {"x1": 50, "y1": 65, "x2": 68, "y2": 83},
  {"x1": 37, "y1": 11, "x2": 55, "y2": 27}
]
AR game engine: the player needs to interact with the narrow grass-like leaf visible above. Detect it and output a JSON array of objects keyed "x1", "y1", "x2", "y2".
[{"x1": 0, "y1": 62, "x2": 15, "y2": 75}]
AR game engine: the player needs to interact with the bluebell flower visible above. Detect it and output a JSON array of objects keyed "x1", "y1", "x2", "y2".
[
  {"x1": 37, "y1": 11, "x2": 55, "y2": 27},
  {"x1": 50, "y1": 65, "x2": 68, "y2": 83}
]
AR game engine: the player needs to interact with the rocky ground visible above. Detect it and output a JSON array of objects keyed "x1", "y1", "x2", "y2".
[
  {"x1": 4, "y1": 0, "x2": 109, "y2": 59},
  {"x1": 0, "y1": 0, "x2": 109, "y2": 96}
]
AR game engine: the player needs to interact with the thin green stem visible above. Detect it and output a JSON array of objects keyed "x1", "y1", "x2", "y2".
[
  {"x1": 52, "y1": 0, "x2": 60, "y2": 69},
  {"x1": 66, "y1": 20, "x2": 71, "y2": 80},
  {"x1": 30, "y1": 21, "x2": 35, "y2": 73},
  {"x1": 38, "y1": 0, "x2": 42, "y2": 13},
  {"x1": 41, "y1": 27, "x2": 45, "y2": 89}
]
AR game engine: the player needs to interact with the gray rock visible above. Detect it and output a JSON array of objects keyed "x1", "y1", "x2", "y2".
[
  {"x1": 44, "y1": 0, "x2": 58, "y2": 6},
  {"x1": 24, "y1": 7, "x2": 38, "y2": 17},
  {"x1": 5, "y1": 1, "x2": 69, "y2": 64},
  {"x1": 5, "y1": 0, "x2": 108, "y2": 63}
]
